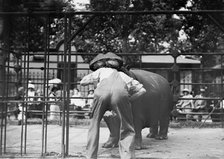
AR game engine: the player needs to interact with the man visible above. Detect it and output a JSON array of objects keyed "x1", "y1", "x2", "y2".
[{"x1": 81, "y1": 52, "x2": 145, "y2": 159}]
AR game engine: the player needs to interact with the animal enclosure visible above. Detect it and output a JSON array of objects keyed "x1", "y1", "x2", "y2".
[{"x1": 1, "y1": 8, "x2": 224, "y2": 158}]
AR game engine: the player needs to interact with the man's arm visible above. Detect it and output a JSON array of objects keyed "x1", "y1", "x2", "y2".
[
  {"x1": 80, "y1": 73, "x2": 94, "y2": 86},
  {"x1": 80, "y1": 70, "x2": 100, "y2": 86}
]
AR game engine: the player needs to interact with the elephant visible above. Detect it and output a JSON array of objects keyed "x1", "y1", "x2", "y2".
[{"x1": 103, "y1": 68, "x2": 173, "y2": 149}]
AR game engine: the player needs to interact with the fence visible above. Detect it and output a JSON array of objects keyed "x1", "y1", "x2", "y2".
[
  {"x1": 1, "y1": 10, "x2": 224, "y2": 158},
  {"x1": 5, "y1": 70, "x2": 92, "y2": 97}
]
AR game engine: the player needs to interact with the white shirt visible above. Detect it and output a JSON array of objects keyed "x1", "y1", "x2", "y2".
[
  {"x1": 80, "y1": 67, "x2": 133, "y2": 85},
  {"x1": 80, "y1": 67, "x2": 146, "y2": 99}
]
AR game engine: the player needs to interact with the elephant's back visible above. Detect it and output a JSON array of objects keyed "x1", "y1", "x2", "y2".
[
  {"x1": 129, "y1": 69, "x2": 171, "y2": 94},
  {"x1": 129, "y1": 69, "x2": 173, "y2": 126}
]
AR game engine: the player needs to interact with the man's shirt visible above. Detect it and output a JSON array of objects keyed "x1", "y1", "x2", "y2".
[{"x1": 80, "y1": 67, "x2": 133, "y2": 85}]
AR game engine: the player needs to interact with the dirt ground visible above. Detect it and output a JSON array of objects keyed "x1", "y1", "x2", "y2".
[{"x1": 2, "y1": 121, "x2": 224, "y2": 159}]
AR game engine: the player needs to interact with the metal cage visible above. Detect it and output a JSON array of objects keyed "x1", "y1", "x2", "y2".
[{"x1": 1, "y1": 9, "x2": 224, "y2": 158}]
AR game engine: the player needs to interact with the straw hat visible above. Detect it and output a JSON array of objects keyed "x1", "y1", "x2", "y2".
[
  {"x1": 104, "y1": 52, "x2": 123, "y2": 63},
  {"x1": 182, "y1": 88, "x2": 190, "y2": 93},
  {"x1": 89, "y1": 52, "x2": 124, "y2": 71},
  {"x1": 89, "y1": 53, "x2": 105, "y2": 71},
  {"x1": 28, "y1": 83, "x2": 35, "y2": 89},
  {"x1": 49, "y1": 78, "x2": 61, "y2": 84},
  {"x1": 104, "y1": 52, "x2": 123, "y2": 69},
  {"x1": 200, "y1": 88, "x2": 205, "y2": 92}
]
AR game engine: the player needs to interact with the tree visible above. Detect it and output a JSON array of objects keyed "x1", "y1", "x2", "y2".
[
  {"x1": 1, "y1": 0, "x2": 73, "y2": 53},
  {"x1": 72, "y1": 0, "x2": 223, "y2": 66},
  {"x1": 2, "y1": 0, "x2": 224, "y2": 66},
  {"x1": 69, "y1": 0, "x2": 188, "y2": 64}
]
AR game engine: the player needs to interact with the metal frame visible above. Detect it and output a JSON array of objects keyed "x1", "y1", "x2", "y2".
[{"x1": 1, "y1": 10, "x2": 224, "y2": 157}]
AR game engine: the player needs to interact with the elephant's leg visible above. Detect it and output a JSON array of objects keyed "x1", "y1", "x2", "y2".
[
  {"x1": 157, "y1": 114, "x2": 169, "y2": 140},
  {"x1": 103, "y1": 114, "x2": 120, "y2": 148},
  {"x1": 146, "y1": 121, "x2": 159, "y2": 138}
]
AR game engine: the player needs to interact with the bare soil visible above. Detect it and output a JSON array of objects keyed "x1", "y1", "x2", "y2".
[{"x1": 2, "y1": 120, "x2": 224, "y2": 159}]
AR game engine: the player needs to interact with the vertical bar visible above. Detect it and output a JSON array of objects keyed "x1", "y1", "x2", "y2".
[
  {"x1": 75, "y1": 49, "x2": 78, "y2": 89},
  {"x1": 139, "y1": 54, "x2": 142, "y2": 69},
  {"x1": 41, "y1": 65, "x2": 46, "y2": 157},
  {"x1": 24, "y1": 15, "x2": 31, "y2": 155},
  {"x1": 65, "y1": 15, "x2": 72, "y2": 156},
  {"x1": 221, "y1": 55, "x2": 224, "y2": 127},
  {"x1": 21, "y1": 42, "x2": 27, "y2": 156},
  {"x1": 172, "y1": 51, "x2": 179, "y2": 115},
  {"x1": 0, "y1": 43, "x2": 3, "y2": 155},
  {"x1": 61, "y1": 15, "x2": 68, "y2": 158},
  {"x1": 200, "y1": 57, "x2": 203, "y2": 89},
  {"x1": 3, "y1": 43, "x2": 10, "y2": 153},
  {"x1": 45, "y1": 15, "x2": 51, "y2": 155},
  {"x1": 42, "y1": 19, "x2": 46, "y2": 157},
  {"x1": 41, "y1": 14, "x2": 49, "y2": 156},
  {"x1": 0, "y1": 43, "x2": 6, "y2": 155},
  {"x1": 0, "y1": 0, "x2": 3, "y2": 153},
  {"x1": 56, "y1": 50, "x2": 61, "y2": 125}
]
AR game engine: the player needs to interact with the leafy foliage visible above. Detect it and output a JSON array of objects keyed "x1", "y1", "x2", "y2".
[
  {"x1": 3, "y1": 0, "x2": 71, "y2": 52},
  {"x1": 2, "y1": 0, "x2": 224, "y2": 66}
]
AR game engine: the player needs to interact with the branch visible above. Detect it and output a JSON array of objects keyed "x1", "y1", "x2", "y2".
[
  {"x1": 206, "y1": 14, "x2": 224, "y2": 33},
  {"x1": 56, "y1": 15, "x2": 96, "y2": 50}
]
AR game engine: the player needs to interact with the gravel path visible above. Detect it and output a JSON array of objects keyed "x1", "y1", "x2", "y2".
[{"x1": 3, "y1": 124, "x2": 224, "y2": 159}]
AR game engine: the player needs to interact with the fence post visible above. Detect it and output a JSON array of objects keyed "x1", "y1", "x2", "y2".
[{"x1": 0, "y1": 0, "x2": 10, "y2": 155}]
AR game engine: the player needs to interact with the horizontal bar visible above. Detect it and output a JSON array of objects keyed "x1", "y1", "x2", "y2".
[
  {"x1": 177, "y1": 112, "x2": 224, "y2": 115},
  {"x1": 3, "y1": 66, "x2": 90, "y2": 70},
  {"x1": 0, "y1": 97, "x2": 223, "y2": 103},
  {"x1": 0, "y1": 81, "x2": 84, "y2": 86},
  {"x1": 0, "y1": 79, "x2": 223, "y2": 85},
  {"x1": 8, "y1": 52, "x2": 224, "y2": 56},
  {"x1": 145, "y1": 67, "x2": 224, "y2": 71},
  {"x1": 0, "y1": 100, "x2": 62, "y2": 104},
  {"x1": 3, "y1": 66, "x2": 224, "y2": 71},
  {"x1": 179, "y1": 97, "x2": 224, "y2": 100},
  {"x1": 1, "y1": 10, "x2": 224, "y2": 16},
  {"x1": 179, "y1": 83, "x2": 224, "y2": 85}
]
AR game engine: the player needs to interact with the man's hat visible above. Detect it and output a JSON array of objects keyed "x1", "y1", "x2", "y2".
[
  {"x1": 89, "y1": 53, "x2": 105, "y2": 70},
  {"x1": 104, "y1": 52, "x2": 123, "y2": 63},
  {"x1": 104, "y1": 52, "x2": 124, "y2": 69},
  {"x1": 89, "y1": 52, "x2": 124, "y2": 71}
]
